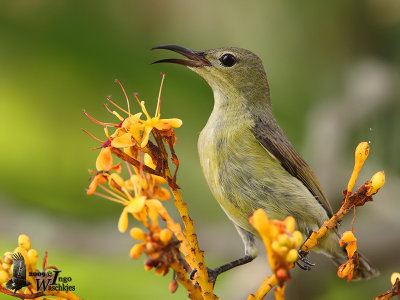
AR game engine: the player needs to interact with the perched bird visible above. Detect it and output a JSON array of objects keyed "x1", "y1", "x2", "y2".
[
  {"x1": 152, "y1": 45, "x2": 378, "y2": 282},
  {"x1": 6, "y1": 252, "x2": 31, "y2": 294}
]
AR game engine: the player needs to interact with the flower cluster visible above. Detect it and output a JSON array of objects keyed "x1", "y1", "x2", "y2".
[
  {"x1": 0, "y1": 234, "x2": 81, "y2": 300},
  {"x1": 0, "y1": 234, "x2": 37, "y2": 290},
  {"x1": 250, "y1": 210, "x2": 303, "y2": 285},
  {"x1": 336, "y1": 143, "x2": 385, "y2": 282},
  {"x1": 84, "y1": 77, "x2": 207, "y2": 297}
]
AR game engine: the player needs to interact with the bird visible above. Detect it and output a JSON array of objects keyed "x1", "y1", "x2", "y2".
[
  {"x1": 151, "y1": 45, "x2": 378, "y2": 283},
  {"x1": 6, "y1": 252, "x2": 31, "y2": 294}
]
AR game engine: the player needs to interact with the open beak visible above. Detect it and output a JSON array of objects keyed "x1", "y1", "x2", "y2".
[{"x1": 151, "y1": 45, "x2": 211, "y2": 67}]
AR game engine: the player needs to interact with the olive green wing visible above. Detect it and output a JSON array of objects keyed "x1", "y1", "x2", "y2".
[{"x1": 252, "y1": 116, "x2": 333, "y2": 218}]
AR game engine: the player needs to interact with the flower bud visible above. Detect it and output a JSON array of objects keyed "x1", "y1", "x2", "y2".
[
  {"x1": 27, "y1": 249, "x2": 39, "y2": 271},
  {"x1": 391, "y1": 272, "x2": 400, "y2": 286},
  {"x1": 291, "y1": 231, "x2": 304, "y2": 248},
  {"x1": 271, "y1": 241, "x2": 281, "y2": 253},
  {"x1": 276, "y1": 268, "x2": 287, "y2": 280},
  {"x1": 130, "y1": 244, "x2": 145, "y2": 259},
  {"x1": 347, "y1": 142, "x2": 369, "y2": 192},
  {"x1": 286, "y1": 249, "x2": 298, "y2": 263},
  {"x1": 130, "y1": 227, "x2": 146, "y2": 241},
  {"x1": 160, "y1": 229, "x2": 172, "y2": 245},
  {"x1": 155, "y1": 266, "x2": 165, "y2": 275},
  {"x1": 0, "y1": 270, "x2": 9, "y2": 284},
  {"x1": 169, "y1": 279, "x2": 178, "y2": 293},
  {"x1": 18, "y1": 234, "x2": 31, "y2": 251},
  {"x1": 145, "y1": 242, "x2": 157, "y2": 253},
  {"x1": 367, "y1": 171, "x2": 385, "y2": 196},
  {"x1": 3, "y1": 252, "x2": 13, "y2": 265},
  {"x1": 277, "y1": 234, "x2": 291, "y2": 247},
  {"x1": 284, "y1": 216, "x2": 296, "y2": 232},
  {"x1": 278, "y1": 246, "x2": 289, "y2": 257}
]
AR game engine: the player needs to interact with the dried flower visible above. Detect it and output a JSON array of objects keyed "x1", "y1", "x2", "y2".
[{"x1": 337, "y1": 259, "x2": 356, "y2": 282}]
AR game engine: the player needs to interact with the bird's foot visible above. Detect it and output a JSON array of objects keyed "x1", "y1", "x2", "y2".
[
  {"x1": 297, "y1": 249, "x2": 315, "y2": 271},
  {"x1": 190, "y1": 267, "x2": 220, "y2": 284}
]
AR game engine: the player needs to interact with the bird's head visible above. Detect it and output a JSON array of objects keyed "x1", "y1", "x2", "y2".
[{"x1": 152, "y1": 45, "x2": 270, "y2": 107}]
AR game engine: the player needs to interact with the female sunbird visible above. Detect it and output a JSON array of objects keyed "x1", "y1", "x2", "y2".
[{"x1": 152, "y1": 45, "x2": 378, "y2": 283}]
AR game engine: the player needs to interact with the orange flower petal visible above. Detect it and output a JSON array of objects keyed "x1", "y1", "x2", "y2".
[
  {"x1": 161, "y1": 118, "x2": 182, "y2": 128},
  {"x1": 109, "y1": 173, "x2": 125, "y2": 187},
  {"x1": 87, "y1": 178, "x2": 99, "y2": 195},
  {"x1": 154, "y1": 186, "x2": 170, "y2": 201},
  {"x1": 96, "y1": 147, "x2": 113, "y2": 171},
  {"x1": 153, "y1": 175, "x2": 167, "y2": 184},
  {"x1": 140, "y1": 126, "x2": 153, "y2": 148},
  {"x1": 112, "y1": 162, "x2": 122, "y2": 173},
  {"x1": 111, "y1": 133, "x2": 136, "y2": 148},
  {"x1": 346, "y1": 241, "x2": 357, "y2": 258},
  {"x1": 125, "y1": 196, "x2": 146, "y2": 213},
  {"x1": 339, "y1": 231, "x2": 357, "y2": 246},
  {"x1": 87, "y1": 174, "x2": 107, "y2": 195},
  {"x1": 118, "y1": 209, "x2": 129, "y2": 233},
  {"x1": 144, "y1": 153, "x2": 156, "y2": 169},
  {"x1": 154, "y1": 122, "x2": 172, "y2": 130}
]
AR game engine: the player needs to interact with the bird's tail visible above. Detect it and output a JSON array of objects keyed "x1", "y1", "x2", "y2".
[{"x1": 331, "y1": 251, "x2": 379, "y2": 280}]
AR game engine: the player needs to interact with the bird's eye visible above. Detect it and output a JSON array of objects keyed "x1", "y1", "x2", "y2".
[{"x1": 219, "y1": 53, "x2": 237, "y2": 67}]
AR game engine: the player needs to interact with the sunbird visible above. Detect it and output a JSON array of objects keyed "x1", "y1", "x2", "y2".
[{"x1": 152, "y1": 45, "x2": 378, "y2": 283}]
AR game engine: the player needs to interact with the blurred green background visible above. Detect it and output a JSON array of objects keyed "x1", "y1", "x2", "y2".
[{"x1": 1, "y1": 1, "x2": 399, "y2": 299}]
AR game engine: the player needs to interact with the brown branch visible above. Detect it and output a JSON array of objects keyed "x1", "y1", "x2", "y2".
[{"x1": 110, "y1": 147, "x2": 163, "y2": 177}]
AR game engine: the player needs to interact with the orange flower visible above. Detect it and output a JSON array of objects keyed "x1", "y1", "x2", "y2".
[
  {"x1": 339, "y1": 231, "x2": 357, "y2": 258},
  {"x1": 135, "y1": 74, "x2": 182, "y2": 148},
  {"x1": 87, "y1": 173, "x2": 108, "y2": 195}
]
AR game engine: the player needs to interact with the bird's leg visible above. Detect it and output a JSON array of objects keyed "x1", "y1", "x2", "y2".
[
  {"x1": 190, "y1": 226, "x2": 258, "y2": 284},
  {"x1": 190, "y1": 255, "x2": 255, "y2": 283},
  {"x1": 297, "y1": 230, "x2": 315, "y2": 270}
]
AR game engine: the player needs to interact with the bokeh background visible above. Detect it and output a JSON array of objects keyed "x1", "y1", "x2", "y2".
[{"x1": 1, "y1": 1, "x2": 399, "y2": 299}]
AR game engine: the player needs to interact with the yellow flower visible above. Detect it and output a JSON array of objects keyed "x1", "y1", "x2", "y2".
[
  {"x1": 137, "y1": 98, "x2": 182, "y2": 148},
  {"x1": 135, "y1": 74, "x2": 182, "y2": 148},
  {"x1": 118, "y1": 195, "x2": 147, "y2": 233}
]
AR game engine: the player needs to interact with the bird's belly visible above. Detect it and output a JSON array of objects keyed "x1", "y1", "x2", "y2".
[{"x1": 198, "y1": 123, "x2": 329, "y2": 236}]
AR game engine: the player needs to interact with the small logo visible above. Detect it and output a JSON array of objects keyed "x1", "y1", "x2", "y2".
[
  {"x1": 31, "y1": 270, "x2": 75, "y2": 292},
  {"x1": 6, "y1": 252, "x2": 31, "y2": 294}
]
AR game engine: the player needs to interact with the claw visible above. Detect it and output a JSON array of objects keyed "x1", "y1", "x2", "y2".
[
  {"x1": 297, "y1": 249, "x2": 315, "y2": 271},
  {"x1": 189, "y1": 267, "x2": 220, "y2": 284}
]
